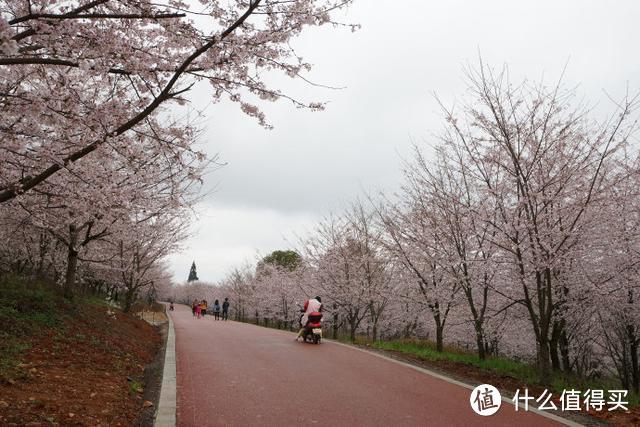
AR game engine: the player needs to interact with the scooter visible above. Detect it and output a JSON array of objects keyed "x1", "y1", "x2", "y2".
[{"x1": 301, "y1": 312, "x2": 323, "y2": 344}]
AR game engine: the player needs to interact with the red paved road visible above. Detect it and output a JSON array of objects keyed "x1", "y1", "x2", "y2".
[{"x1": 171, "y1": 304, "x2": 563, "y2": 426}]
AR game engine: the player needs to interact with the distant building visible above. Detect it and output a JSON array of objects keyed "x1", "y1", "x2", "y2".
[{"x1": 187, "y1": 261, "x2": 199, "y2": 282}]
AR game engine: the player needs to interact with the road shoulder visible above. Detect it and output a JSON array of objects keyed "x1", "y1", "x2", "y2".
[
  {"x1": 339, "y1": 342, "x2": 606, "y2": 427},
  {"x1": 154, "y1": 305, "x2": 176, "y2": 427}
]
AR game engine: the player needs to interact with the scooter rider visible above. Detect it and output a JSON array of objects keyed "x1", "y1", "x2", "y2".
[{"x1": 295, "y1": 296, "x2": 322, "y2": 341}]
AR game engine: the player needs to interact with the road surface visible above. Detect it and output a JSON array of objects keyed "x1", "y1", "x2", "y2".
[{"x1": 170, "y1": 304, "x2": 564, "y2": 426}]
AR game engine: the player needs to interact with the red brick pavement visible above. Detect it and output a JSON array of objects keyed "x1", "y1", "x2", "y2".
[{"x1": 170, "y1": 303, "x2": 563, "y2": 426}]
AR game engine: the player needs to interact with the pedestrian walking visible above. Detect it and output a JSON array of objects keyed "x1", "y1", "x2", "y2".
[
  {"x1": 201, "y1": 300, "x2": 208, "y2": 317},
  {"x1": 222, "y1": 297, "x2": 230, "y2": 321},
  {"x1": 213, "y1": 299, "x2": 221, "y2": 320},
  {"x1": 195, "y1": 301, "x2": 202, "y2": 319},
  {"x1": 191, "y1": 299, "x2": 198, "y2": 317}
]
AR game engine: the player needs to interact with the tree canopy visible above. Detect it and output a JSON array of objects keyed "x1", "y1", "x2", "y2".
[{"x1": 260, "y1": 250, "x2": 302, "y2": 272}]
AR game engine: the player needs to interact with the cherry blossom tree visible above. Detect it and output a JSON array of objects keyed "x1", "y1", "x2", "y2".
[
  {"x1": 2, "y1": 121, "x2": 203, "y2": 296},
  {"x1": 575, "y1": 149, "x2": 640, "y2": 392},
  {"x1": 300, "y1": 206, "x2": 390, "y2": 342},
  {"x1": 223, "y1": 264, "x2": 256, "y2": 321},
  {"x1": 159, "y1": 61, "x2": 640, "y2": 394},
  {"x1": 344, "y1": 202, "x2": 393, "y2": 342},
  {"x1": 253, "y1": 261, "x2": 305, "y2": 329},
  {"x1": 379, "y1": 194, "x2": 461, "y2": 353},
  {"x1": 437, "y1": 62, "x2": 638, "y2": 381},
  {"x1": 388, "y1": 145, "x2": 499, "y2": 359},
  {"x1": 110, "y1": 212, "x2": 189, "y2": 312},
  {"x1": 0, "y1": 0, "x2": 355, "y2": 203},
  {"x1": 0, "y1": 0, "x2": 358, "y2": 313}
]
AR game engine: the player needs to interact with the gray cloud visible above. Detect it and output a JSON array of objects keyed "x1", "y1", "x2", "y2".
[{"x1": 168, "y1": 0, "x2": 640, "y2": 281}]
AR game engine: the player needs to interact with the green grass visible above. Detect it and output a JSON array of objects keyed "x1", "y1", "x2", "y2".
[
  {"x1": 0, "y1": 275, "x2": 68, "y2": 380},
  {"x1": 84, "y1": 293, "x2": 111, "y2": 308},
  {"x1": 370, "y1": 339, "x2": 539, "y2": 384},
  {"x1": 367, "y1": 338, "x2": 639, "y2": 406},
  {"x1": 129, "y1": 380, "x2": 143, "y2": 395},
  {"x1": 0, "y1": 339, "x2": 31, "y2": 380}
]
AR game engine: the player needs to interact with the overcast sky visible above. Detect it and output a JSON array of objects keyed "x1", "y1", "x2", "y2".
[{"x1": 166, "y1": 0, "x2": 640, "y2": 283}]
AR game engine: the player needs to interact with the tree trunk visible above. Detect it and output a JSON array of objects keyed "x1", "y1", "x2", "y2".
[
  {"x1": 533, "y1": 268, "x2": 554, "y2": 383},
  {"x1": 436, "y1": 322, "x2": 444, "y2": 353},
  {"x1": 560, "y1": 326, "x2": 571, "y2": 372},
  {"x1": 36, "y1": 231, "x2": 48, "y2": 278},
  {"x1": 631, "y1": 341, "x2": 639, "y2": 394},
  {"x1": 63, "y1": 225, "x2": 78, "y2": 300},
  {"x1": 122, "y1": 287, "x2": 136, "y2": 313},
  {"x1": 404, "y1": 320, "x2": 416, "y2": 339},
  {"x1": 550, "y1": 321, "x2": 561, "y2": 371},
  {"x1": 538, "y1": 338, "x2": 552, "y2": 384},
  {"x1": 349, "y1": 318, "x2": 357, "y2": 342},
  {"x1": 628, "y1": 325, "x2": 639, "y2": 394},
  {"x1": 475, "y1": 322, "x2": 486, "y2": 360},
  {"x1": 332, "y1": 310, "x2": 339, "y2": 340}
]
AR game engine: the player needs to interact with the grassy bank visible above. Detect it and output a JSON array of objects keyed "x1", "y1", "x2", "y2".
[
  {"x1": 370, "y1": 339, "x2": 538, "y2": 383},
  {"x1": 0, "y1": 275, "x2": 163, "y2": 426},
  {"x1": 367, "y1": 338, "x2": 639, "y2": 407},
  {"x1": 0, "y1": 275, "x2": 69, "y2": 381}
]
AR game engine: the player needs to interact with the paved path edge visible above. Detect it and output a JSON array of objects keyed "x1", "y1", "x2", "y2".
[
  {"x1": 154, "y1": 305, "x2": 176, "y2": 427},
  {"x1": 329, "y1": 340, "x2": 582, "y2": 427}
]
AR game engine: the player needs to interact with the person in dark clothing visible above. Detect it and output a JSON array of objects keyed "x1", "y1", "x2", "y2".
[
  {"x1": 213, "y1": 299, "x2": 221, "y2": 320},
  {"x1": 222, "y1": 297, "x2": 230, "y2": 321}
]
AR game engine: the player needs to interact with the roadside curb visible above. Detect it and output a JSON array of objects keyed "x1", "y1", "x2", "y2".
[
  {"x1": 330, "y1": 341, "x2": 583, "y2": 427},
  {"x1": 208, "y1": 320, "x2": 587, "y2": 426},
  {"x1": 154, "y1": 304, "x2": 176, "y2": 427}
]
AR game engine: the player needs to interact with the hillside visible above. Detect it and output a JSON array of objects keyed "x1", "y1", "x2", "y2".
[{"x1": 0, "y1": 277, "x2": 163, "y2": 426}]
